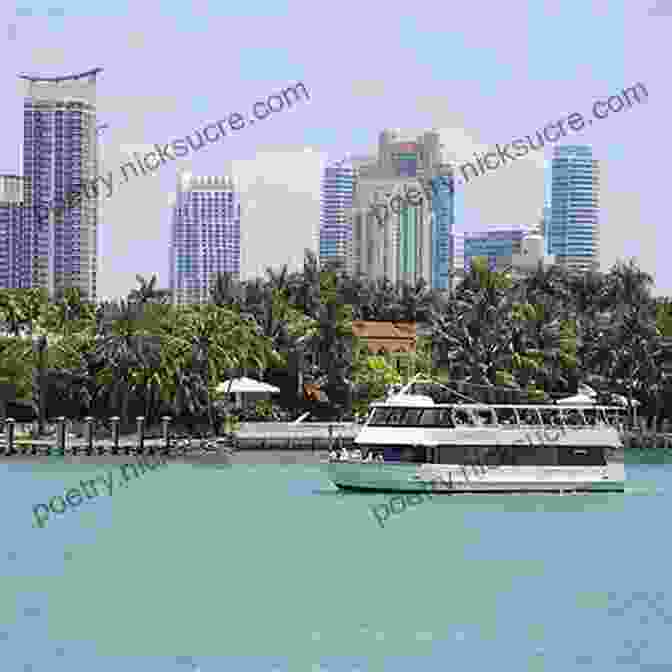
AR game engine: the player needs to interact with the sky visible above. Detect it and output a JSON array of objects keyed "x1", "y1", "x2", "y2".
[{"x1": 1, "y1": 0, "x2": 671, "y2": 300}]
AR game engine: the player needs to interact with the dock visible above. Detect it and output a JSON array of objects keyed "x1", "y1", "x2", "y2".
[
  {"x1": 2, "y1": 421, "x2": 672, "y2": 464},
  {"x1": 232, "y1": 422, "x2": 360, "y2": 451}
]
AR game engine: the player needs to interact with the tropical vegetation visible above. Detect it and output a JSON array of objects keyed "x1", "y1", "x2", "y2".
[{"x1": 0, "y1": 253, "x2": 670, "y2": 437}]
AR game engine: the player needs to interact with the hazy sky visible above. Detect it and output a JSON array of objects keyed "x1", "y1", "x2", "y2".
[{"x1": 1, "y1": 0, "x2": 670, "y2": 300}]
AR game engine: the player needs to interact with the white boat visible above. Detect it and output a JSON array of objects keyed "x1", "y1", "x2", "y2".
[{"x1": 327, "y1": 384, "x2": 626, "y2": 494}]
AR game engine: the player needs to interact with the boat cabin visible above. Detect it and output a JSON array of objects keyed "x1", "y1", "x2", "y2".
[{"x1": 357, "y1": 403, "x2": 625, "y2": 467}]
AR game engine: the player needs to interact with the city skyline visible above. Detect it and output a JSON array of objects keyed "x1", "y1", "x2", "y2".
[{"x1": 0, "y1": 3, "x2": 667, "y2": 299}]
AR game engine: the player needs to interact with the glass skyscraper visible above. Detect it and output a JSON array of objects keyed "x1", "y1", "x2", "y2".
[
  {"x1": 428, "y1": 170, "x2": 456, "y2": 291},
  {"x1": 319, "y1": 158, "x2": 355, "y2": 268},
  {"x1": 548, "y1": 145, "x2": 600, "y2": 272},
  {"x1": 170, "y1": 172, "x2": 241, "y2": 306},
  {"x1": 19, "y1": 68, "x2": 101, "y2": 301}
]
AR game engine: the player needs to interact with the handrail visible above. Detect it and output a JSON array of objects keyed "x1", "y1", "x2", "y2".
[
  {"x1": 370, "y1": 401, "x2": 628, "y2": 411},
  {"x1": 397, "y1": 374, "x2": 482, "y2": 404}
]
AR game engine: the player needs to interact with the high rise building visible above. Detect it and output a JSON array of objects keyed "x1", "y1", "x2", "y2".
[
  {"x1": 319, "y1": 158, "x2": 355, "y2": 269},
  {"x1": 0, "y1": 175, "x2": 24, "y2": 290},
  {"x1": 426, "y1": 168, "x2": 457, "y2": 291},
  {"x1": 350, "y1": 129, "x2": 457, "y2": 289},
  {"x1": 19, "y1": 68, "x2": 102, "y2": 301},
  {"x1": 463, "y1": 225, "x2": 554, "y2": 276},
  {"x1": 463, "y1": 226, "x2": 531, "y2": 272},
  {"x1": 351, "y1": 177, "x2": 431, "y2": 285},
  {"x1": 170, "y1": 172, "x2": 240, "y2": 306},
  {"x1": 548, "y1": 145, "x2": 600, "y2": 272}
]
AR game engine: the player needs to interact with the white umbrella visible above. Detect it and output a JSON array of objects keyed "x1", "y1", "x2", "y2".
[
  {"x1": 215, "y1": 377, "x2": 280, "y2": 394},
  {"x1": 555, "y1": 393, "x2": 596, "y2": 406}
]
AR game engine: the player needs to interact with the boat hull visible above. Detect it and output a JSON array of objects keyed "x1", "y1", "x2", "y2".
[{"x1": 326, "y1": 461, "x2": 625, "y2": 494}]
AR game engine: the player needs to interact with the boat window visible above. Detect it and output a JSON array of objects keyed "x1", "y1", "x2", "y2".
[
  {"x1": 453, "y1": 409, "x2": 474, "y2": 426},
  {"x1": 437, "y1": 445, "x2": 517, "y2": 465},
  {"x1": 564, "y1": 409, "x2": 586, "y2": 427},
  {"x1": 402, "y1": 408, "x2": 424, "y2": 426},
  {"x1": 583, "y1": 408, "x2": 598, "y2": 426},
  {"x1": 369, "y1": 408, "x2": 390, "y2": 426},
  {"x1": 495, "y1": 407, "x2": 518, "y2": 426},
  {"x1": 512, "y1": 445, "x2": 557, "y2": 466},
  {"x1": 539, "y1": 408, "x2": 556, "y2": 426},
  {"x1": 550, "y1": 408, "x2": 567, "y2": 426},
  {"x1": 381, "y1": 445, "x2": 426, "y2": 463},
  {"x1": 539, "y1": 408, "x2": 566, "y2": 427},
  {"x1": 438, "y1": 446, "x2": 471, "y2": 464},
  {"x1": 520, "y1": 408, "x2": 542, "y2": 425},
  {"x1": 473, "y1": 408, "x2": 496, "y2": 426},
  {"x1": 401, "y1": 445, "x2": 426, "y2": 463},
  {"x1": 385, "y1": 407, "x2": 406, "y2": 425},
  {"x1": 418, "y1": 408, "x2": 455, "y2": 427},
  {"x1": 605, "y1": 409, "x2": 623, "y2": 426},
  {"x1": 463, "y1": 445, "x2": 489, "y2": 464},
  {"x1": 594, "y1": 408, "x2": 609, "y2": 424},
  {"x1": 483, "y1": 445, "x2": 510, "y2": 465}
]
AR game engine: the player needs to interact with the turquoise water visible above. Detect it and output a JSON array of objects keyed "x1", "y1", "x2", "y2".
[{"x1": 1, "y1": 460, "x2": 670, "y2": 670}]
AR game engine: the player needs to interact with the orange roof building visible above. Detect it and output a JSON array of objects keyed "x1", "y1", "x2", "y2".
[{"x1": 351, "y1": 321, "x2": 417, "y2": 355}]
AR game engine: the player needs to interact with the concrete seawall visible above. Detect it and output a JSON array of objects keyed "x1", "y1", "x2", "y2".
[{"x1": 233, "y1": 421, "x2": 360, "y2": 450}]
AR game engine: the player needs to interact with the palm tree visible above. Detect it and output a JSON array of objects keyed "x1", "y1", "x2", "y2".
[
  {"x1": 0, "y1": 289, "x2": 27, "y2": 336},
  {"x1": 165, "y1": 305, "x2": 269, "y2": 433},
  {"x1": 603, "y1": 259, "x2": 654, "y2": 316},
  {"x1": 432, "y1": 285, "x2": 514, "y2": 387},
  {"x1": 392, "y1": 278, "x2": 435, "y2": 322},
  {"x1": 656, "y1": 297, "x2": 672, "y2": 337},
  {"x1": 47, "y1": 287, "x2": 96, "y2": 337},
  {"x1": 509, "y1": 302, "x2": 570, "y2": 394},
  {"x1": 519, "y1": 262, "x2": 569, "y2": 306},
  {"x1": 367, "y1": 277, "x2": 397, "y2": 320},
  {"x1": 210, "y1": 272, "x2": 242, "y2": 309},
  {"x1": 20, "y1": 288, "x2": 49, "y2": 335},
  {"x1": 590, "y1": 302, "x2": 663, "y2": 421},
  {"x1": 265, "y1": 263, "x2": 291, "y2": 298},
  {"x1": 127, "y1": 334, "x2": 165, "y2": 425},
  {"x1": 338, "y1": 273, "x2": 372, "y2": 321},
  {"x1": 288, "y1": 249, "x2": 321, "y2": 319},
  {"x1": 93, "y1": 300, "x2": 146, "y2": 428},
  {"x1": 566, "y1": 269, "x2": 607, "y2": 320},
  {"x1": 128, "y1": 274, "x2": 171, "y2": 306}
]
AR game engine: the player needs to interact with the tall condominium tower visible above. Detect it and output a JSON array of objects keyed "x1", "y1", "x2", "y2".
[
  {"x1": 170, "y1": 172, "x2": 241, "y2": 306},
  {"x1": 0, "y1": 175, "x2": 24, "y2": 289},
  {"x1": 19, "y1": 68, "x2": 102, "y2": 301},
  {"x1": 350, "y1": 129, "x2": 457, "y2": 289},
  {"x1": 319, "y1": 158, "x2": 355, "y2": 269},
  {"x1": 548, "y1": 145, "x2": 600, "y2": 272}
]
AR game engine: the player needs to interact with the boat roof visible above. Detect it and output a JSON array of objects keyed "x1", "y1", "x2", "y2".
[
  {"x1": 384, "y1": 394, "x2": 435, "y2": 406},
  {"x1": 370, "y1": 402, "x2": 626, "y2": 411}
]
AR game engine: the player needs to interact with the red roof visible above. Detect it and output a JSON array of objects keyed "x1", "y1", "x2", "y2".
[{"x1": 352, "y1": 321, "x2": 417, "y2": 354}]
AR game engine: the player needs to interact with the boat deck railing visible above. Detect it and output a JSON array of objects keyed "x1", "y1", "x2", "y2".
[{"x1": 365, "y1": 403, "x2": 628, "y2": 431}]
